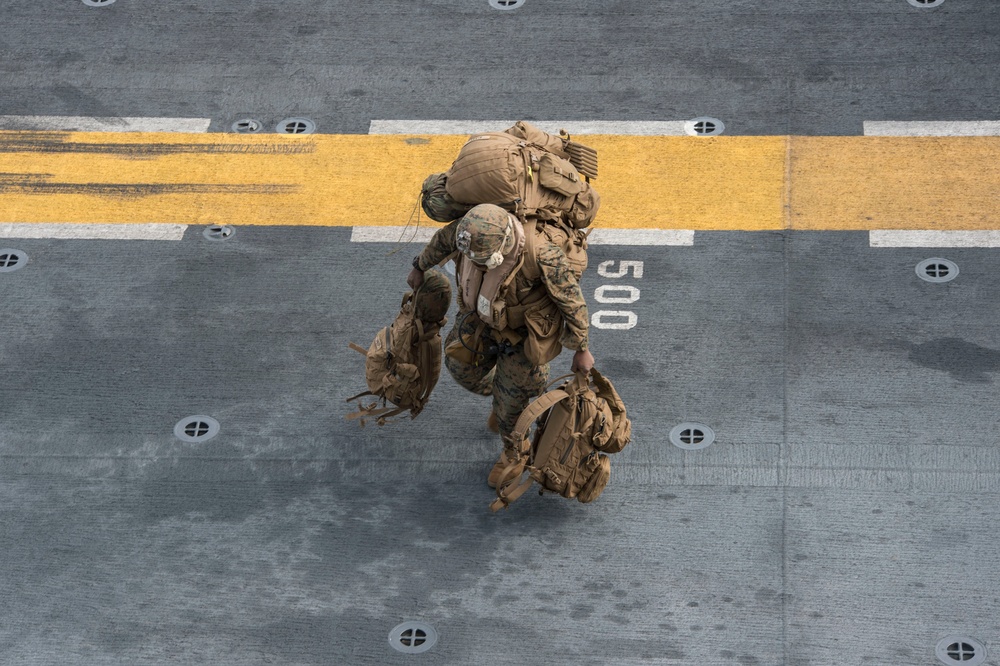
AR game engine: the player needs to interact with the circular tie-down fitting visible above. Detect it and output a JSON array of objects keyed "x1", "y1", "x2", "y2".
[
  {"x1": 231, "y1": 118, "x2": 264, "y2": 134},
  {"x1": 81, "y1": 0, "x2": 116, "y2": 6},
  {"x1": 684, "y1": 117, "x2": 725, "y2": 136},
  {"x1": 916, "y1": 258, "x2": 959, "y2": 283},
  {"x1": 670, "y1": 423, "x2": 716, "y2": 450},
  {"x1": 203, "y1": 224, "x2": 236, "y2": 241},
  {"x1": 489, "y1": 0, "x2": 526, "y2": 9},
  {"x1": 908, "y1": 0, "x2": 945, "y2": 7},
  {"x1": 174, "y1": 416, "x2": 221, "y2": 443},
  {"x1": 388, "y1": 621, "x2": 438, "y2": 654},
  {"x1": 0, "y1": 249, "x2": 28, "y2": 273},
  {"x1": 936, "y1": 636, "x2": 987, "y2": 666},
  {"x1": 275, "y1": 117, "x2": 317, "y2": 135}
]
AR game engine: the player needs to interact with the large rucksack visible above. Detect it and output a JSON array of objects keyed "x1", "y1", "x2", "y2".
[
  {"x1": 490, "y1": 369, "x2": 632, "y2": 512},
  {"x1": 421, "y1": 121, "x2": 601, "y2": 228},
  {"x1": 346, "y1": 274, "x2": 451, "y2": 426}
]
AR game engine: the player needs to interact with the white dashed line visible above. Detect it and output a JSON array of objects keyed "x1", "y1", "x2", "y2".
[
  {"x1": 863, "y1": 121, "x2": 1000, "y2": 136},
  {"x1": 0, "y1": 223, "x2": 188, "y2": 241},
  {"x1": 0, "y1": 116, "x2": 212, "y2": 133},
  {"x1": 369, "y1": 120, "x2": 689, "y2": 135},
  {"x1": 351, "y1": 226, "x2": 694, "y2": 246},
  {"x1": 350, "y1": 226, "x2": 439, "y2": 244},
  {"x1": 870, "y1": 230, "x2": 1000, "y2": 248}
]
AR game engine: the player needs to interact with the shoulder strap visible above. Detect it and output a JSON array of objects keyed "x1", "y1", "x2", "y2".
[
  {"x1": 345, "y1": 389, "x2": 374, "y2": 403},
  {"x1": 509, "y1": 388, "x2": 570, "y2": 443},
  {"x1": 413, "y1": 326, "x2": 439, "y2": 413},
  {"x1": 490, "y1": 466, "x2": 536, "y2": 512},
  {"x1": 346, "y1": 404, "x2": 407, "y2": 427},
  {"x1": 518, "y1": 218, "x2": 542, "y2": 282}
]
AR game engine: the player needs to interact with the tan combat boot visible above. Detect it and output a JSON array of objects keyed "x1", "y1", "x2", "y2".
[{"x1": 487, "y1": 448, "x2": 524, "y2": 489}]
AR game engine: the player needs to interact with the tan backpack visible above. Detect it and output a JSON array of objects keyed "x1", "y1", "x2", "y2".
[
  {"x1": 346, "y1": 279, "x2": 450, "y2": 426},
  {"x1": 490, "y1": 369, "x2": 632, "y2": 512},
  {"x1": 441, "y1": 121, "x2": 601, "y2": 229}
]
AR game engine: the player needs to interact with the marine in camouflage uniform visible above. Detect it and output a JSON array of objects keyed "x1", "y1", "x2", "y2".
[{"x1": 407, "y1": 204, "x2": 594, "y2": 486}]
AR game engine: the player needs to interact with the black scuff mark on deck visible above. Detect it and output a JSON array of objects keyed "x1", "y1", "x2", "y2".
[
  {"x1": 0, "y1": 132, "x2": 316, "y2": 156},
  {"x1": 897, "y1": 337, "x2": 1000, "y2": 384},
  {"x1": 0, "y1": 173, "x2": 298, "y2": 197}
]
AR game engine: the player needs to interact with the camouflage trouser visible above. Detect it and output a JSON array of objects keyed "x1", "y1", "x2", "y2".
[{"x1": 444, "y1": 311, "x2": 550, "y2": 447}]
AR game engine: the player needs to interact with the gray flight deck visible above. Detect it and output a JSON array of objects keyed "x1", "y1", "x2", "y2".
[{"x1": 1, "y1": 2, "x2": 999, "y2": 665}]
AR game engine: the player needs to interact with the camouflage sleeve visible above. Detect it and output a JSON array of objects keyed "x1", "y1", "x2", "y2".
[
  {"x1": 415, "y1": 219, "x2": 460, "y2": 271},
  {"x1": 537, "y1": 239, "x2": 590, "y2": 352}
]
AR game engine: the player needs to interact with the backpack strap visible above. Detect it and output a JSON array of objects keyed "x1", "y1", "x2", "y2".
[
  {"x1": 346, "y1": 403, "x2": 407, "y2": 427},
  {"x1": 345, "y1": 389, "x2": 375, "y2": 403},
  {"x1": 490, "y1": 384, "x2": 573, "y2": 511},
  {"x1": 518, "y1": 218, "x2": 542, "y2": 282},
  {"x1": 412, "y1": 319, "x2": 440, "y2": 415},
  {"x1": 507, "y1": 372, "x2": 585, "y2": 442},
  {"x1": 509, "y1": 388, "x2": 570, "y2": 443},
  {"x1": 490, "y1": 464, "x2": 536, "y2": 512},
  {"x1": 348, "y1": 342, "x2": 368, "y2": 356}
]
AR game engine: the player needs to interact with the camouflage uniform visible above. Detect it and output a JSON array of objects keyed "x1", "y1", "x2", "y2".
[{"x1": 414, "y1": 205, "x2": 590, "y2": 445}]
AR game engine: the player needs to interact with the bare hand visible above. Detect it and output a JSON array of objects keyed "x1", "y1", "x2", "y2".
[
  {"x1": 571, "y1": 349, "x2": 595, "y2": 374},
  {"x1": 407, "y1": 267, "x2": 425, "y2": 290}
]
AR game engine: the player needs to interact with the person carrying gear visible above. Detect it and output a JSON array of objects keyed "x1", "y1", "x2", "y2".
[{"x1": 407, "y1": 203, "x2": 595, "y2": 487}]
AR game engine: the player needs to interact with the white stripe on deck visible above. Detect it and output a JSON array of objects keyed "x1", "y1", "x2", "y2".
[
  {"x1": 0, "y1": 116, "x2": 212, "y2": 133},
  {"x1": 587, "y1": 228, "x2": 694, "y2": 245},
  {"x1": 0, "y1": 223, "x2": 188, "y2": 241},
  {"x1": 863, "y1": 121, "x2": 1000, "y2": 136},
  {"x1": 351, "y1": 226, "x2": 694, "y2": 246},
  {"x1": 369, "y1": 120, "x2": 688, "y2": 136},
  {"x1": 870, "y1": 230, "x2": 1000, "y2": 248}
]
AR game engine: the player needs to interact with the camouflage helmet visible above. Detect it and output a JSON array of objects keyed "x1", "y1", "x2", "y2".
[{"x1": 456, "y1": 204, "x2": 514, "y2": 268}]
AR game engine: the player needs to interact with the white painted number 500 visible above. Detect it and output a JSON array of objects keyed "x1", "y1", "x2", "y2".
[
  {"x1": 591, "y1": 310, "x2": 638, "y2": 330},
  {"x1": 594, "y1": 285, "x2": 640, "y2": 304},
  {"x1": 591, "y1": 259, "x2": 643, "y2": 330},
  {"x1": 597, "y1": 260, "x2": 644, "y2": 279}
]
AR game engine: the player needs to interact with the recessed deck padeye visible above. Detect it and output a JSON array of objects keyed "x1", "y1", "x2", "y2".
[
  {"x1": 276, "y1": 118, "x2": 317, "y2": 134},
  {"x1": 231, "y1": 119, "x2": 264, "y2": 134},
  {"x1": 388, "y1": 621, "x2": 438, "y2": 654},
  {"x1": 685, "y1": 117, "x2": 725, "y2": 136},
  {"x1": 203, "y1": 224, "x2": 236, "y2": 241},
  {"x1": 174, "y1": 416, "x2": 221, "y2": 443},
  {"x1": 670, "y1": 423, "x2": 716, "y2": 450},
  {"x1": 0, "y1": 249, "x2": 28, "y2": 273},
  {"x1": 936, "y1": 636, "x2": 986, "y2": 666},
  {"x1": 489, "y1": 0, "x2": 525, "y2": 10},
  {"x1": 916, "y1": 258, "x2": 959, "y2": 283}
]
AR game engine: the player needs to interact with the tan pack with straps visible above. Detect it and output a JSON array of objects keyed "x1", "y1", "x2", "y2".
[
  {"x1": 346, "y1": 281, "x2": 449, "y2": 426},
  {"x1": 490, "y1": 368, "x2": 632, "y2": 512},
  {"x1": 442, "y1": 121, "x2": 601, "y2": 229}
]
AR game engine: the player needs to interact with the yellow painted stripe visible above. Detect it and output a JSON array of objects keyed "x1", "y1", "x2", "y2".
[
  {"x1": 0, "y1": 131, "x2": 997, "y2": 231},
  {"x1": 790, "y1": 137, "x2": 1000, "y2": 230}
]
